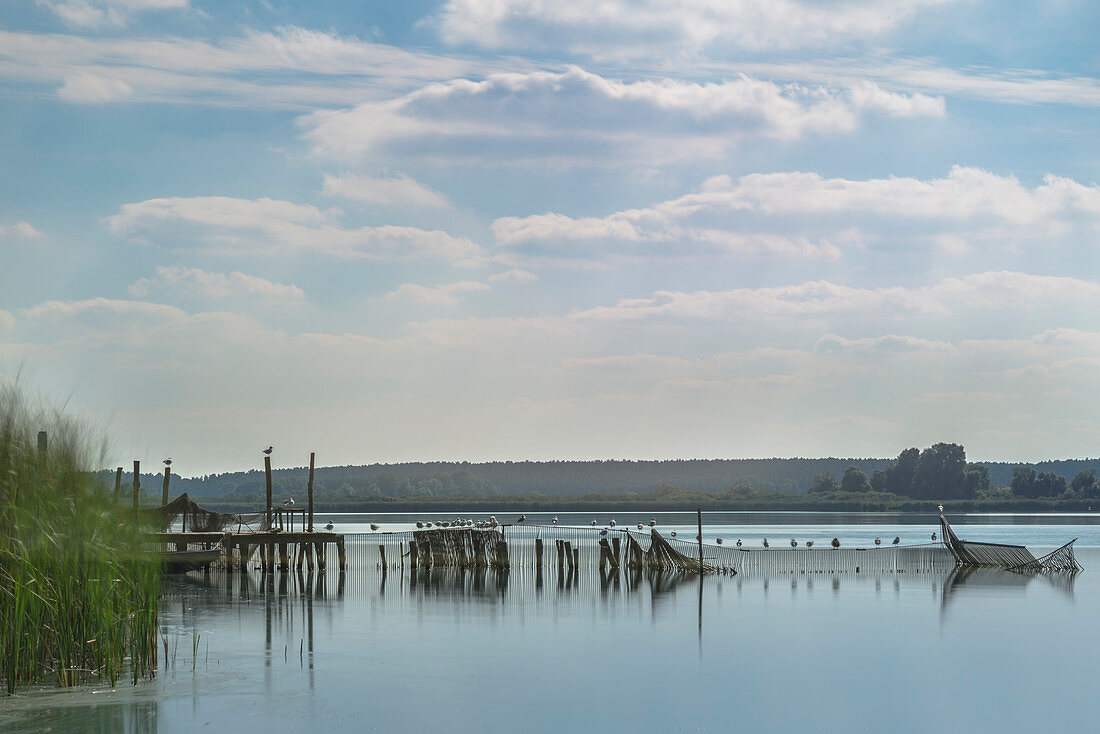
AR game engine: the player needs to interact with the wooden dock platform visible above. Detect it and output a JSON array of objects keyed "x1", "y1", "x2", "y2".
[{"x1": 155, "y1": 530, "x2": 346, "y2": 572}]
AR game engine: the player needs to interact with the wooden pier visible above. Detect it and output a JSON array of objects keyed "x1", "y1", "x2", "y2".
[{"x1": 155, "y1": 530, "x2": 346, "y2": 572}]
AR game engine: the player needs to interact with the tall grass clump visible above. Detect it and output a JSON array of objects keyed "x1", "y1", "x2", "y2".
[{"x1": 0, "y1": 384, "x2": 161, "y2": 694}]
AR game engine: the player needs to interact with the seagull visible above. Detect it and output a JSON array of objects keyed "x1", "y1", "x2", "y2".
[
  {"x1": 670, "y1": 530, "x2": 677, "y2": 537},
  {"x1": 282, "y1": 498, "x2": 294, "y2": 507},
  {"x1": 263, "y1": 446, "x2": 273, "y2": 455},
  {"x1": 831, "y1": 538, "x2": 840, "y2": 548},
  {"x1": 552, "y1": 516, "x2": 559, "y2": 524},
  {"x1": 324, "y1": 521, "x2": 334, "y2": 530},
  {"x1": 763, "y1": 538, "x2": 770, "y2": 549},
  {"x1": 931, "y1": 532, "x2": 937, "y2": 540},
  {"x1": 425, "y1": 521, "x2": 433, "y2": 528},
  {"x1": 806, "y1": 540, "x2": 814, "y2": 548},
  {"x1": 370, "y1": 523, "x2": 379, "y2": 531},
  {"x1": 517, "y1": 514, "x2": 526, "y2": 523},
  {"x1": 790, "y1": 539, "x2": 797, "y2": 548},
  {"x1": 637, "y1": 522, "x2": 644, "y2": 530},
  {"x1": 163, "y1": 458, "x2": 172, "y2": 466},
  {"x1": 609, "y1": 519, "x2": 616, "y2": 528},
  {"x1": 874, "y1": 537, "x2": 881, "y2": 546},
  {"x1": 892, "y1": 536, "x2": 900, "y2": 545},
  {"x1": 416, "y1": 521, "x2": 424, "y2": 529},
  {"x1": 736, "y1": 539, "x2": 742, "y2": 548},
  {"x1": 590, "y1": 519, "x2": 598, "y2": 526},
  {"x1": 938, "y1": 504, "x2": 944, "y2": 513},
  {"x1": 716, "y1": 538, "x2": 723, "y2": 545},
  {"x1": 649, "y1": 518, "x2": 657, "y2": 527}
]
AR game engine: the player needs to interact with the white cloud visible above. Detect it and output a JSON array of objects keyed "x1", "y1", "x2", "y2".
[
  {"x1": 300, "y1": 66, "x2": 943, "y2": 166},
  {"x1": 105, "y1": 196, "x2": 486, "y2": 265},
  {"x1": 37, "y1": 0, "x2": 189, "y2": 27},
  {"x1": 0, "y1": 27, "x2": 492, "y2": 109},
  {"x1": 572, "y1": 271, "x2": 1100, "y2": 322},
  {"x1": 487, "y1": 268, "x2": 538, "y2": 284},
  {"x1": 58, "y1": 72, "x2": 133, "y2": 103},
  {"x1": 322, "y1": 172, "x2": 451, "y2": 209},
  {"x1": 494, "y1": 167, "x2": 1100, "y2": 263},
  {"x1": 433, "y1": 0, "x2": 959, "y2": 58},
  {"x1": 127, "y1": 266, "x2": 306, "y2": 304},
  {"x1": 0, "y1": 221, "x2": 43, "y2": 238},
  {"x1": 0, "y1": 311, "x2": 14, "y2": 330},
  {"x1": 383, "y1": 280, "x2": 490, "y2": 307}
]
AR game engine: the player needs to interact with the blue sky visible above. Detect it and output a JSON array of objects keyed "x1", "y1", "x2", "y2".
[{"x1": 1, "y1": 0, "x2": 1098, "y2": 474}]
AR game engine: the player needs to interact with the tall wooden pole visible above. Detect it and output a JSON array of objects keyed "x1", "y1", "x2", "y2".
[
  {"x1": 113, "y1": 467, "x2": 123, "y2": 506},
  {"x1": 265, "y1": 455, "x2": 273, "y2": 528},
  {"x1": 697, "y1": 507, "x2": 703, "y2": 569},
  {"x1": 161, "y1": 466, "x2": 171, "y2": 506},
  {"x1": 307, "y1": 452, "x2": 315, "y2": 532},
  {"x1": 132, "y1": 460, "x2": 140, "y2": 512}
]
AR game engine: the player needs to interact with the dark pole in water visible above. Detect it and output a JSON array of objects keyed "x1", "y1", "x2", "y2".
[
  {"x1": 307, "y1": 452, "x2": 315, "y2": 532},
  {"x1": 264, "y1": 455, "x2": 273, "y2": 529},
  {"x1": 161, "y1": 466, "x2": 170, "y2": 507},
  {"x1": 132, "y1": 460, "x2": 140, "y2": 513},
  {"x1": 697, "y1": 507, "x2": 703, "y2": 569},
  {"x1": 113, "y1": 467, "x2": 122, "y2": 506}
]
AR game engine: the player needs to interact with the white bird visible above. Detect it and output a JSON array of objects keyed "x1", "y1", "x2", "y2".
[
  {"x1": 763, "y1": 538, "x2": 770, "y2": 548},
  {"x1": 806, "y1": 540, "x2": 814, "y2": 548},
  {"x1": 163, "y1": 458, "x2": 172, "y2": 466},
  {"x1": 637, "y1": 522, "x2": 644, "y2": 530},
  {"x1": 671, "y1": 530, "x2": 677, "y2": 537},
  {"x1": 590, "y1": 519, "x2": 597, "y2": 526},
  {"x1": 416, "y1": 521, "x2": 424, "y2": 529},
  {"x1": 893, "y1": 536, "x2": 900, "y2": 545},
  {"x1": 517, "y1": 514, "x2": 526, "y2": 523},
  {"x1": 790, "y1": 539, "x2": 797, "y2": 548},
  {"x1": 736, "y1": 539, "x2": 742, "y2": 548},
  {"x1": 370, "y1": 523, "x2": 379, "y2": 531},
  {"x1": 282, "y1": 498, "x2": 294, "y2": 506},
  {"x1": 875, "y1": 537, "x2": 881, "y2": 546},
  {"x1": 263, "y1": 446, "x2": 273, "y2": 455},
  {"x1": 552, "y1": 516, "x2": 559, "y2": 524},
  {"x1": 938, "y1": 504, "x2": 944, "y2": 513},
  {"x1": 609, "y1": 519, "x2": 616, "y2": 528},
  {"x1": 649, "y1": 518, "x2": 656, "y2": 527},
  {"x1": 324, "y1": 521, "x2": 333, "y2": 531}
]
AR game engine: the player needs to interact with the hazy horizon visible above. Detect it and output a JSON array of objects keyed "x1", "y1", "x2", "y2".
[{"x1": 2, "y1": 1, "x2": 1098, "y2": 475}]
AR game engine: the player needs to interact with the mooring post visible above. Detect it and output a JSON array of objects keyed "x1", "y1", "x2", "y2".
[
  {"x1": 496, "y1": 539, "x2": 510, "y2": 570},
  {"x1": 697, "y1": 507, "x2": 704, "y2": 571},
  {"x1": 161, "y1": 466, "x2": 171, "y2": 506},
  {"x1": 264, "y1": 456, "x2": 273, "y2": 529},
  {"x1": 278, "y1": 542, "x2": 289, "y2": 571},
  {"x1": 337, "y1": 539, "x2": 346, "y2": 570},
  {"x1": 409, "y1": 540, "x2": 419, "y2": 569},
  {"x1": 378, "y1": 544, "x2": 387, "y2": 571},
  {"x1": 307, "y1": 451, "x2": 315, "y2": 532},
  {"x1": 573, "y1": 547, "x2": 579, "y2": 571},
  {"x1": 599, "y1": 539, "x2": 610, "y2": 572},
  {"x1": 535, "y1": 538, "x2": 544, "y2": 567},
  {"x1": 564, "y1": 541, "x2": 574, "y2": 571},
  {"x1": 132, "y1": 460, "x2": 140, "y2": 513},
  {"x1": 556, "y1": 539, "x2": 564, "y2": 568},
  {"x1": 612, "y1": 536, "x2": 621, "y2": 561},
  {"x1": 113, "y1": 467, "x2": 122, "y2": 506},
  {"x1": 304, "y1": 542, "x2": 314, "y2": 571}
]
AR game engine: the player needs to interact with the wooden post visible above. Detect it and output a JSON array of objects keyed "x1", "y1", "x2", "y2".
[
  {"x1": 316, "y1": 542, "x2": 326, "y2": 571},
  {"x1": 697, "y1": 507, "x2": 704, "y2": 571},
  {"x1": 337, "y1": 539, "x2": 346, "y2": 570},
  {"x1": 307, "y1": 452, "x2": 315, "y2": 532},
  {"x1": 409, "y1": 540, "x2": 419, "y2": 569},
  {"x1": 113, "y1": 467, "x2": 122, "y2": 506},
  {"x1": 611, "y1": 536, "x2": 621, "y2": 562},
  {"x1": 599, "y1": 540, "x2": 610, "y2": 572},
  {"x1": 556, "y1": 539, "x2": 565, "y2": 569},
  {"x1": 564, "y1": 541, "x2": 574, "y2": 571},
  {"x1": 264, "y1": 456, "x2": 273, "y2": 528},
  {"x1": 132, "y1": 460, "x2": 140, "y2": 513},
  {"x1": 278, "y1": 542, "x2": 289, "y2": 571},
  {"x1": 573, "y1": 547, "x2": 579, "y2": 570},
  {"x1": 379, "y1": 544, "x2": 387, "y2": 571},
  {"x1": 304, "y1": 542, "x2": 314, "y2": 571},
  {"x1": 496, "y1": 539, "x2": 510, "y2": 570},
  {"x1": 535, "y1": 538, "x2": 544, "y2": 567},
  {"x1": 161, "y1": 466, "x2": 171, "y2": 507}
]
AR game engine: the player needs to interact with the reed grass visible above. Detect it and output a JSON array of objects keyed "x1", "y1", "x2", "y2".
[{"x1": 0, "y1": 384, "x2": 161, "y2": 694}]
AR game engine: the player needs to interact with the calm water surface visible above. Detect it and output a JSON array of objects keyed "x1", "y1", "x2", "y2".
[{"x1": 3, "y1": 512, "x2": 1098, "y2": 733}]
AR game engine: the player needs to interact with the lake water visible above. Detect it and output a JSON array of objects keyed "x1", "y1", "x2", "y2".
[{"x1": 3, "y1": 511, "x2": 1098, "y2": 733}]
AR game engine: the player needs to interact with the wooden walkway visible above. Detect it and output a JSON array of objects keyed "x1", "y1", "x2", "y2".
[{"x1": 156, "y1": 530, "x2": 346, "y2": 572}]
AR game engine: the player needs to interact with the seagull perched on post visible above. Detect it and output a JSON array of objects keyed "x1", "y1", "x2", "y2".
[
  {"x1": 790, "y1": 539, "x2": 797, "y2": 548},
  {"x1": 806, "y1": 540, "x2": 814, "y2": 548},
  {"x1": 552, "y1": 516, "x2": 559, "y2": 524},
  {"x1": 370, "y1": 523, "x2": 380, "y2": 531},
  {"x1": 637, "y1": 522, "x2": 644, "y2": 530},
  {"x1": 763, "y1": 538, "x2": 770, "y2": 548},
  {"x1": 590, "y1": 519, "x2": 597, "y2": 526},
  {"x1": 163, "y1": 458, "x2": 172, "y2": 466},
  {"x1": 938, "y1": 504, "x2": 944, "y2": 513},
  {"x1": 517, "y1": 514, "x2": 526, "y2": 523},
  {"x1": 670, "y1": 530, "x2": 677, "y2": 537},
  {"x1": 416, "y1": 521, "x2": 424, "y2": 529},
  {"x1": 831, "y1": 538, "x2": 841, "y2": 548},
  {"x1": 609, "y1": 519, "x2": 616, "y2": 528},
  {"x1": 736, "y1": 539, "x2": 742, "y2": 548},
  {"x1": 649, "y1": 518, "x2": 657, "y2": 527},
  {"x1": 874, "y1": 537, "x2": 881, "y2": 546},
  {"x1": 716, "y1": 538, "x2": 723, "y2": 545},
  {"x1": 263, "y1": 446, "x2": 273, "y2": 455},
  {"x1": 931, "y1": 532, "x2": 937, "y2": 540},
  {"x1": 893, "y1": 536, "x2": 900, "y2": 545},
  {"x1": 282, "y1": 498, "x2": 294, "y2": 507},
  {"x1": 324, "y1": 521, "x2": 333, "y2": 530}
]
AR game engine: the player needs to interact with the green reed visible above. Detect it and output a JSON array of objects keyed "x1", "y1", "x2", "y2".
[{"x1": 0, "y1": 384, "x2": 161, "y2": 694}]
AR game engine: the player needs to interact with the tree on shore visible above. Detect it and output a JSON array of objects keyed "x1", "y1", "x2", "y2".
[
  {"x1": 840, "y1": 466, "x2": 871, "y2": 493},
  {"x1": 809, "y1": 472, "x2": 840, "y2": 494}
]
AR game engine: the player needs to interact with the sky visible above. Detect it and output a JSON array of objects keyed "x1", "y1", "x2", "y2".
[{"x1": 0, "y1": 0, "x2": 1098, "y2": 475}]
